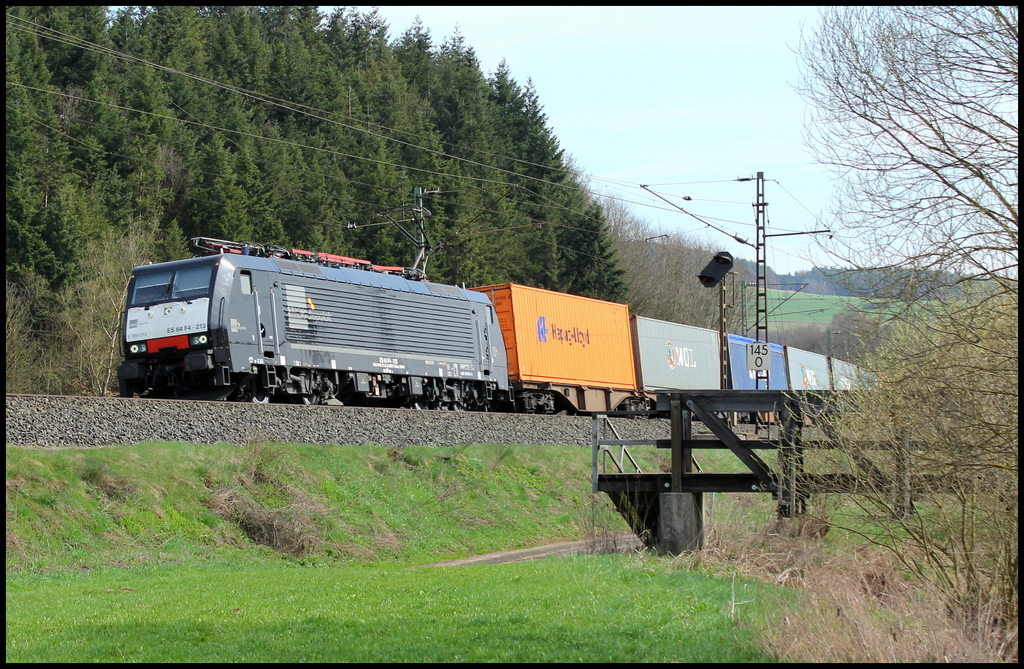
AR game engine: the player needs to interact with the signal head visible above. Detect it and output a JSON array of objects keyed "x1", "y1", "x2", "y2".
[{"x1": 697, "y1": 252, "x2": 734, "y2": 288}]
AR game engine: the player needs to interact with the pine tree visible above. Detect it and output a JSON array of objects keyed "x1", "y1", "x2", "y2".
[
  {"x1": 182, "y1": 134, "x2": 253, "y2": 241},
  {"x1": 6, "y1": 7, "x2": 84, "y2": 287},
  {"x1": 393, "y1": 17, "x2": 434, "y2": 101},
  {"x1": 556, "y1": 201, "x2": 628, "y2": 302}
]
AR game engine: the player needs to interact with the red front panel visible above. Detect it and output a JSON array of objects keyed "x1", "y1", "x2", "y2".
[{"x1": 147, "y1": 334, "x2": 190, "y2": 351}]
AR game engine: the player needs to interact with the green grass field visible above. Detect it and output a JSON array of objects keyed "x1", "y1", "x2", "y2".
[
  {"x1": 9, "y1": 437, "x2": 994, "y2": 662},
  {"x1": 763, "y1": 287, "x2": 864, "y2": 326},
  {"x1": 6, "y1": 556, "x2": 778, "y2": 662},
  {"x1": 6, "y1": 440, "x2": 787, "y2": 662}
]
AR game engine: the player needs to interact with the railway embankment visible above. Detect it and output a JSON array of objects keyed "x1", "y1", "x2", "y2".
[{"x1": 5, "y1": 394, "x2": 681, "y2": 448}]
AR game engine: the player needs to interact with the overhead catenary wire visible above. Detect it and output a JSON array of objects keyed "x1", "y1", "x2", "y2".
[
  {"x1": 771, "y1": 179, "x2": 821, "y2": 221},
  {"x1": 5, "y1": 127, "x2": 385, "y2": 235},
  {"x1": 639, "y1": 179, "x2": 740, "y2": 186},
  {"x1": 6, "y1": 15, "x2": 580, "y2": 191},
  {"x1": 640, "y1": 184, "x2": 755, "y2": 248},
  {"x1": 10, "y1": 99, "x2": 617, "y2": 261},
  {"x1": 7, "y1": 13, "x2": 783, "y2": 228},
  {"x1": 9, "y1": 12, "x2": 608, "y2": 238},
  {"x1": 11, "y1": 81, "x2": 715, "y2": 248},
  {"x1": 11, "y1": 99, "x2": 645, "y2": 248},
  {"x1": 5, "y1": 102, "x2": 404, "y2": 207},
  {"x1": 9, "y1": 95, "x2": 608, "y2": 237},
  {"x1": 9, "y1": 81, "x2": 518, "y2": 188},
  {"x1": 10, "y1": 78, "x2": 684, "y2": 237},
  {"x1": 637, "y1": 183, "x2": 814, "y2": 233}
]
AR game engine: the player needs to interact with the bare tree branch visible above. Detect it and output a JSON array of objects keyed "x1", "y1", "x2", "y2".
[{"x1": 798, "y1": 7, "x2": 1018, "y2": 644}]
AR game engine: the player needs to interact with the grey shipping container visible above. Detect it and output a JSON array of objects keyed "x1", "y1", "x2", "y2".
[
  {"x1": 785, "y1": 346, "x2": 832, "y2": 390},
  {"x1": 631, "y1": 316, "x2": 722, "y2": 390},
  {"x1": 829, "y1": 357, "x2": 865, "y2": 390}
]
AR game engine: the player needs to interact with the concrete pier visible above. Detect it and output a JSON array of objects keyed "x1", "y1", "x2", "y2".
[{"x1": 657, "y1": 492, "x2": 704, "y2": 553}]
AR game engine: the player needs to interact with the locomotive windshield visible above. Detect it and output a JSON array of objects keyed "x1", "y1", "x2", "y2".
[{"x1": 131, "y1": 265, "x2": 213, "y2": 306}]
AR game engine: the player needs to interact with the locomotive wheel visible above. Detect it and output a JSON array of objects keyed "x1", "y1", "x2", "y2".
[{"x1": 232, "y1": 377, "x2": 270, "y2": 403}]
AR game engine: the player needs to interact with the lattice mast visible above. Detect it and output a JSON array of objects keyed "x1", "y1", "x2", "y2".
[{"x1": 753, "y1": 171, "x2": 768, "y2": 390}]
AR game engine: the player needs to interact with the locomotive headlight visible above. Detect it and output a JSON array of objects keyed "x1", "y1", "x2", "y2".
[
  {"x1": 130, "y1": 344, "x2": 139, "y2": 353},
  {"x1": 198, "y1": 334, "x2": 208, "y2": 344},
  {"x1": 190, "y1": 334, "x2": 209, "y2": 347}
]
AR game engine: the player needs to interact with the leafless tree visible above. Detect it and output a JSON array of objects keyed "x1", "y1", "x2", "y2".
[
  {"x1": 800, "y1": 6, "x2": 1017, "y2": 294},
  {"x1": 10, "y1": 221, "x2": 158, "y2": 396},
  {"x1": 799, "y1": 7, "x2": 1018, "y2": 649},
  {"x1": 5, "y1": 276, "x2": 45, "y2": 394}
]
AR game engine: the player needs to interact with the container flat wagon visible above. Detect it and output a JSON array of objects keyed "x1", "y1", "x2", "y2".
[
  {"x1": 785, "y1": 346, "x2": 832, "y2": 390},
  {"x1": 470, "y1": 283, "x2": 642, "y2": 413},
  {"x1": 828, "y1": 357, "x2": 862, "y2": 391}
]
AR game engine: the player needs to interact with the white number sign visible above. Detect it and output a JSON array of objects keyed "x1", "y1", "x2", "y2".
[{"x1": 746, "y1": 342, "x2": 770, "y2": 371}]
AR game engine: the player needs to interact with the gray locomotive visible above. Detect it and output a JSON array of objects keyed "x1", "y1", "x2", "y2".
[{"x1": 117, "y1": 238, "x2": 511, "y2": 409}]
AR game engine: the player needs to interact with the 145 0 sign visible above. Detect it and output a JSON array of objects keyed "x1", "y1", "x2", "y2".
[{"x1": 746, "y1": 342, "x2": 770, "y2": 371}]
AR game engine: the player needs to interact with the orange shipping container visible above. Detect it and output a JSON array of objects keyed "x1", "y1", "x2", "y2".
[{"x1": 470, "y1": 283, "x2": 637, "y2": 390}]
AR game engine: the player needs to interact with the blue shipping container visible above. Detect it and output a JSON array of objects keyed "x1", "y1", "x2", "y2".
[{"x1": 727, "y1": 334, "x2": 787, "y2": 390}]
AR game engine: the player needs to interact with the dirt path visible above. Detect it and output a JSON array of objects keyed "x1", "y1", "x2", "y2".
[{"x1": 413, "y1": 535, "x2": 643, "y2": 568}]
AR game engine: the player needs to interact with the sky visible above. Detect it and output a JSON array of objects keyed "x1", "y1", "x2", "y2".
[{"x1": 349, "y1": 5, "x2": 839, "y2": 276}]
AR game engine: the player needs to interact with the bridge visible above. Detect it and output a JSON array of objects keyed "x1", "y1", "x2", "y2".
[{"x1": 592, "y1": 390, "x2": 920, "y2": 553}]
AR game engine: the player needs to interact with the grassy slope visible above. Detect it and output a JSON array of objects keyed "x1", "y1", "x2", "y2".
[
  {"x1": 6, "y1": 441, "x2": 782, "y2": 662},
  {"x1": 6, "y1": 441, "x2": 638, "y2": 570}
]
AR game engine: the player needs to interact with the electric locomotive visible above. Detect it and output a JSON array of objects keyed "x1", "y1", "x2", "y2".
[{"x1": 116, "y1": 238, "x2": 511, "y2": 409}]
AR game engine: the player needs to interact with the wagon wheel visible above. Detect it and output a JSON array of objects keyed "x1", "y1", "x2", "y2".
[{"x1": 423, "y1": 380, "x2": 443, "y2": 410}]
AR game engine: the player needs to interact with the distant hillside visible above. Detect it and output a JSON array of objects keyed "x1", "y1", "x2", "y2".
[
  {"x1": 772, "y1": 266, "x2": 963, "y2": 298},
  {"x1": 762, "y1": 288, "x2": 864, "y2": 325}
]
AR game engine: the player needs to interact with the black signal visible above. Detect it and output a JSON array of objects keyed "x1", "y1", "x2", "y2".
[{"x1": 697, "y1": 252, "x2": 734, "y2": 288}]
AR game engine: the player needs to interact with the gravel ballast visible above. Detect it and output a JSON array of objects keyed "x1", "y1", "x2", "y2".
[{"x1": 6, "y1": 395, "x2": 681, "y2": 449}]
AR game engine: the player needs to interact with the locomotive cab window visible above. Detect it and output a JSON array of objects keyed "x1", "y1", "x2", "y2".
[
  {"x1": 132, "y1": 270, "x2": 174, "y2": 304},
  {"x1": 130, "y1": 265, "x2": 213, "y2": 306},
  {"x1": 172, "y1": 266, "x2": 212, "y2": 300},
  {"x1": 240, "y1": 270, "x2": 252, "y2": 295}
]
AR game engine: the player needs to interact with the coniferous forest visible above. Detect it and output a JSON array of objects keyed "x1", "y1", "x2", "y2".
[
  {"x1": 7, "y1": 6, "x2": 626, "y2": 296},
  {"x1": 7, "y1": 6, "x2": 660, "y2": 394}
]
